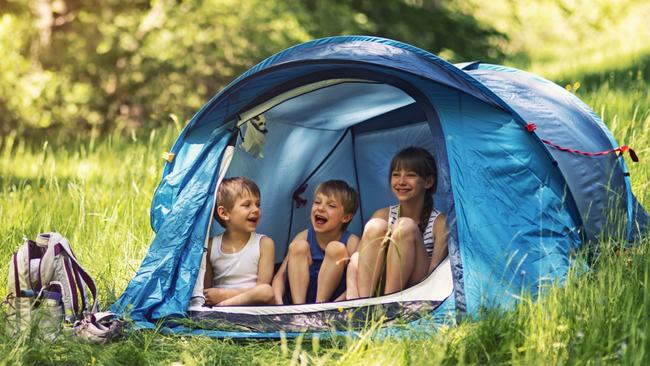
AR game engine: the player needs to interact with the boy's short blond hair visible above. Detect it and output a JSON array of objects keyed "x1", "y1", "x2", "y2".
[
  {"x1": 215, "y1": 177, "x2": 260, "y2": 226},
  {"x1": 315, "y1": 180, "x2": 358, "y2": 230}
]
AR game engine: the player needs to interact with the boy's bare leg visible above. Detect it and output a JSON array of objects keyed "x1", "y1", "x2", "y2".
[
  {"x1": 218, "y1": 284, "x2": 274, "y2": 306},
  {"x1": 346, "y1": 252, "x2": 359, "y2": 300},
  {"x1": 357, "y1": 218, "x2": 389, "y2": 298},
  {"x1": 316, "y1": 241, "x2": 348, "y2": 303},
  {"x1": 287, "y1": 240, "x2": 312, "y2": 304},
  {"x1": 384, "y1": 218, "x2": 428, "y2": 295}
]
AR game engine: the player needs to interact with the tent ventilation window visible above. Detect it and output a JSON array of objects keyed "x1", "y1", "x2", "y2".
[{"x1": 239, "y1": 114, "x2": 268, "y2": 159}]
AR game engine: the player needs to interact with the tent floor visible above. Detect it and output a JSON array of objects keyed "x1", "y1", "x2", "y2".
[{"x1": 184, "y1": 257, "x2": 453, "y2": 332}]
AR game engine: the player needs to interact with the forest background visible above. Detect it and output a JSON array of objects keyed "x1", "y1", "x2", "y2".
[
  {"x1": 3, "y1": 0, "x2": 648, "y2": 141},
  {"x1": 1, "y1": 0, "x2": 650, "y2": 364}
]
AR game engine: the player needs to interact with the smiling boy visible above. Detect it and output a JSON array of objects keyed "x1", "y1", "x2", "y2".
[
  {"x1": 203, "y1": 177, "x2": 275, "y2": 306},
  {"x1": 272, "y1": 180, "x2": 359, "y2": 304}
]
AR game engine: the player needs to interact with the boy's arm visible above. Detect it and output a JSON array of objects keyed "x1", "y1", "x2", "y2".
[
  {"x1": 428, "y1": 214, "x2": 449, "y2": 273},
  {"x1": 332, "y1": 235, "x2": 360, "y2": 302},
  {"x1": 271, "y1": 257, "x2": 288, "y2": 305},
  {"x1": 271, "y1": 230, "x2": 308, "y2": 304},
  {"x1": 204, "y1": 241, "x2": 244, "y2": 304},
  {"x1": 204, "y1": 288, "x2": 244, "y2": 305},
  {"x1": 204, "y1": 236, "x2": 276, "y2": 306},
  {"x1": 257, "y1": 236, "x2": 275, "y2": 285}
]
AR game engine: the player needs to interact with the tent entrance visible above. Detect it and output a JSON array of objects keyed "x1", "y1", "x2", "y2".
[
  {"x1": 216, "y1": 79, "x2": 448, "y2": 256},
  {"x1": 191, "y1": 78, "x2": 454, "y2": 321}
]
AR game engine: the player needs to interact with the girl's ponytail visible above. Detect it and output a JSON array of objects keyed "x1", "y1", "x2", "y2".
[{"x1": 419, "y1": 189, "x2": 434, "y2": 233}]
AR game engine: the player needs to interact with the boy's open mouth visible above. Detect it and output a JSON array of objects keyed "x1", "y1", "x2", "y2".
[
  {"x1": 314, "y1": 214, "x2": 328, "y2": 225},
  {"x1": 247, "y1": 217, "x2": 259, "y2": 224}
]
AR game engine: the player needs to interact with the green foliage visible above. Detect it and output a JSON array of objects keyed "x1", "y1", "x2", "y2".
[
  {"x1": 0, "y1": 0, "x2": 504, "y2": 141},
  {"x1": 456, "y1": 0, "x2": 650, "y2": 72},
  {"x1": 1, "y1": 1, "x2": 650, "y2": 364},
  {"x1": 295, "y1": 0, "x2": 506, "y2": 61}
]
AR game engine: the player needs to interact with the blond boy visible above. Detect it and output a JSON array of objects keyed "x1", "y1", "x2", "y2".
[
  {"x1": 272, "y1": 180, "x2": 359, "y2": 304},
  {"x1": 203, "y1": 177, "x2": 275, "y2": 306}
]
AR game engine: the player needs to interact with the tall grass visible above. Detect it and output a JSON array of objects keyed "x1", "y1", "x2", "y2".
[
  {"x1": 570, "y1": 53, "x2": 650, "y2": 197},
  {"x1": 1, "y1": 63, "x2": 649, "y2": 365},
  {"x1": 0, "y1": 129, "x2": 178, "y2": 304}
]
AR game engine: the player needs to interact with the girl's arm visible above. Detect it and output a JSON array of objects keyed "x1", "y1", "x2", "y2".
[
  {"x1": 257, "y1": 236, "x2": 275, "y2": 285},
  {"x1": 428, "y1": 214, "x2": 449, "y2": 273}
]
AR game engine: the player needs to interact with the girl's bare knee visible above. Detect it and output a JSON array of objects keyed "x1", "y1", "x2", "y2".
[
  {"x1": 391, "y1": 217, "x2": 419, "y2": 241},
  {"x1": 395, "y1": 217, "x2": 418, "y2": 231}
]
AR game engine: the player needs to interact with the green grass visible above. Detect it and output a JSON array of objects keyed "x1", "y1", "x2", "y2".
[{"x1": 1, "y1": 58, "x2": 650, "y2": 365}]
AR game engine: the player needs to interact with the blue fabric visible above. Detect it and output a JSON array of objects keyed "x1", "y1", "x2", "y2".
[
  {"x1": 220, "y1": 36, "x2": 503, "y2": 118},
  {"x1": 466, "y1": 64, "x2": 629, "y2": 243},
  {"x1": 266, "y1": 82, "x2": 414, "y2": 131},
  {"x1": 112, "y1": 125, "x2": 231, "y2": 321},
  {"x1": 435, "y1": 92, "x2": 581, "y2": 314}
]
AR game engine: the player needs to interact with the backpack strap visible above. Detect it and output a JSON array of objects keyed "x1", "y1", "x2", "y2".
[
  {"x1": 38, "y1": 234, "x2": 56, "y2": 289},
  {"x1": 10, "y1": 252, "x2": 21, "y2": 296},
  {"x1": 60, "y1": 246, "x2": 98, "y2": 313},
  {"x1": 55, "y1": 241, "x2": 98, "y2": 317},
  {"x1": 39, "y1": 233, "x2": 99, "y2": 320}
]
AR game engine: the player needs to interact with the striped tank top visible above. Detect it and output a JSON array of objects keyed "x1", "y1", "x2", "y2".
[{"x1": 388, "y1": 205, "x2": 440, "y2": 259}]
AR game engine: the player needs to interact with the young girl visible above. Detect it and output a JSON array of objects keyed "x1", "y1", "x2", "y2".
[{"x1": 347, "y1": 147, "x2": 448, "y2": 299}]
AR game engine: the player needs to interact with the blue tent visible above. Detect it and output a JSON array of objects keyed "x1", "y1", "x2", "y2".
[{"x1": 111, "y1": 36, "x2": 648, "y2": 338}]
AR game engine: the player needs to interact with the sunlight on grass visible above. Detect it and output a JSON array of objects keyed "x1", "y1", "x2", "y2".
[
  {"x1": 1, "y1": 34, "x2": 650, "y2": 366},
  {"x1": 0, "y1": 129, "x2": 178, "y2": 304}
]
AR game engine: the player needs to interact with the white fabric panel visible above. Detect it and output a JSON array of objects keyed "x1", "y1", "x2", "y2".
[
  {"x1": 265, "y1": 83, "x2": 414, "y2": 131},
  {"x1": 189, "y1": 257, "x2": 453, "y2": 315},
  {"x1": 238, "y1": 79, "x2": 376, "y2": 124}
]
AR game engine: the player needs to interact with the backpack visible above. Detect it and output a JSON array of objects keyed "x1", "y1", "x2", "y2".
[{"x1": 5, "y1": 232, "x2": 122, "y2": 341}]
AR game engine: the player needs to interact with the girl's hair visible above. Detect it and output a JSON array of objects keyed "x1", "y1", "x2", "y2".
[
  {"x1": 389, "y1": 147, "x2": 438, "y2": 232},
  {"x1": 215, "y1": 177, "x2": 261, "y2": 226}
]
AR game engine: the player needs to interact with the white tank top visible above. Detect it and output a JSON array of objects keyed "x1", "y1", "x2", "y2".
[
  {"x1": 209, "y1": 232, "x2": 263, "y2": 289},
  {"x1": 388, "y1": 205, "x2": 439, "y2": 259}
]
